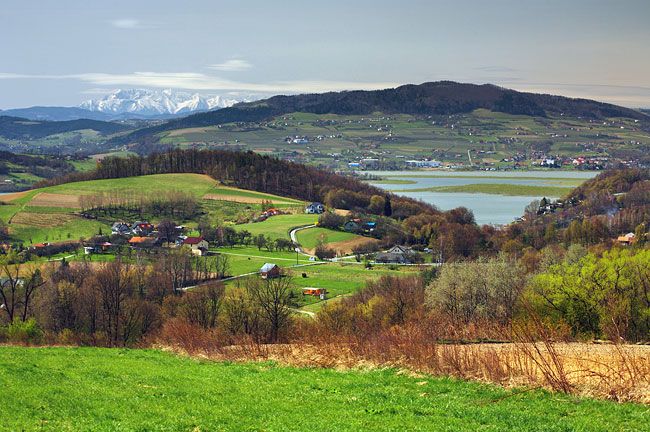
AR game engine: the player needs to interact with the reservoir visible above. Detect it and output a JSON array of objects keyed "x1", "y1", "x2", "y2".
[{"x1": 364, "y1": 170, "x2": 597, "y2": 225}]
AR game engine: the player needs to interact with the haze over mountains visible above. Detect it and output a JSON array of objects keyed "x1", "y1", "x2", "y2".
[{"x1": 0, "y1": 89, "x2": 258, "y2": 121}]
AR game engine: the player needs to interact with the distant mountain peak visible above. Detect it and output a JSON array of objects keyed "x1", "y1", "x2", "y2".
[{"x1": 79, "y1": 88, "x2": 253, "y2": 116}]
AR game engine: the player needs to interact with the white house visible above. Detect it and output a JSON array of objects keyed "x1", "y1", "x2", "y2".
[{"x1": 183, "y1": 236, "x2": 209, "y2": 256}]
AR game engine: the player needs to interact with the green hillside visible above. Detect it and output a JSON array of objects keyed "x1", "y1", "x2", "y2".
[
  {"x1": 0, "y1": 173, "x2": 303, "y2": 244},
  {"x1": 155, "y1": 109, "x2": 650, "y2": 171},
  {"x1": 1, "y1": 347, "x2": 645, "y2": 432}
]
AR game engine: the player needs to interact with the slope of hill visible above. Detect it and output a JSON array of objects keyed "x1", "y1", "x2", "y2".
[
  {"x1": 2, "y1": 347, "x2": 644, "y2": 431},
  {"x1": 0, "y1": 172, "x2": 307, "y2": 244},
  {"x1": 0, "y1": 106, "x2": 117, "y2": 121},
  {"x1": 111, "y1": 81, "x2": 650, "y2": 146},
  {"x1": 0, "y1": 116, "x2": 131, "y2": 140}
]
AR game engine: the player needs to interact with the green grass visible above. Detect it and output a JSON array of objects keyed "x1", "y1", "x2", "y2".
[
  {"x1": 234, "y1": 214, "x2": 318, "y2": 239},
  {"x1": 69, "y1": 158, "x2": 98, "y2": 172},
  {"x1": 295, "y1": 227, "x2": 359, "y2": 249},
  {"x1": 289, "y1": 262, "x2": 413, "y2": 308},
  {"x1": 155, "y1": 109, "x2": 650, "y2": 171},
  {"x1": 214, "y1": 245, "x2": 311, "y2": 262},
  {"x1": 1, "y1": 347, "x2": 646, "y2": 431},
  {"x1": 395, "y1": 183, "x2": 573, "y2": 197},
  {"x1": 10, "y1": 217, "x2": 109, "y2": 244},
  {"x1": 208, "y1": 186, "x2": 303, "y2": 204},
  {"x1": 0, "y1": 174, "x2": 307, "y2": 245},
  {"x1": 43, "y1": 173, "x2": 218, "y2": 198}
]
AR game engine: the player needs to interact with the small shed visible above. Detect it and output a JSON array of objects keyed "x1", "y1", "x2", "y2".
[
  {"x1": 617, "y1": 233, "x2": 636, "y2": 245},
  {"x1": 302, "y1": 287, "x2": 327, "y2": 297},
  {"x1": 260, "y1": 263, "x2": 281, "y2": 279}
]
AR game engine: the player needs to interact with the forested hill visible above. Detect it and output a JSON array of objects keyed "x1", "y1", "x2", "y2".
[
  {"x1": 0, "y1": 116, "x2": 130, "y2": 140},
  {"x1": 34, "y1": 148, "x2": 437, "y2": 219},
  {"x1": 502, "y1": 168, "x2": 650, "y2": 250},
  {"x1": 110, "y1": 81, "x2": 649, "y2": 146}
]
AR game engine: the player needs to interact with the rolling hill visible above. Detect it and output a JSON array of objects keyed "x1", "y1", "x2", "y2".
[
  {"x1": 0, "y1": 115, "x2": 131, "y2": 140},
  {"x1": 110, "y1": 81, "x2": 650, "y2": 146}
]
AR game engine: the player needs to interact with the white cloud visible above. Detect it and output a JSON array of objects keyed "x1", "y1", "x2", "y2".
[
  {"x1": 209, "y1": 59, "x2": 253, "y2": 72},
  {"x1": 0, "y1": 71, "x2": 397, "y2": 94},
  {"x1": 109, "y1": 18, "x2": 144, "y2": 29}
]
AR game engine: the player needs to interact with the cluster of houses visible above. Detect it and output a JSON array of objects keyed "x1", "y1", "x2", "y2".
[
  {"x1": 532, "y1": 155, "x2": 609, "y2": 170},
  {"x1": 111, "y1": 221, "x2": 154, "y2": 237},
  {"x1": 405, "y1": 159, "x2": 441, "y2": 168},
  {"x1": 285, "y1": 136, "x2": 309, "y2": 144},
  {"x1": 86, "y1": 220, "x2": 210, "y2": 256}
]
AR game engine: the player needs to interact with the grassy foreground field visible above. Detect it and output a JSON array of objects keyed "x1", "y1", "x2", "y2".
[{"x1": 1, "y1": 347, "x2": 646, "y2": 432}]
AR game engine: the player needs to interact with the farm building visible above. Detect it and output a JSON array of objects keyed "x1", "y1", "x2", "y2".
[
  {"x1": 111, "y1": 222, "x2": 131, "y2": 235},
  {"x1": 128, "y1": 236, "x2": 157, "y2": 249},
  {"x1": 260, "y1": 263, "x2": 281, "y2": 279},
  {"x1": 617, "y1": 232, "x2": 636, "y2": 245},
  {"x1": 375, "y1": 245, "x2": 416, "y2": 264},
  {"x1": 302, "y1": 287, "x2": 327, "y2": 297},
  {"x1": 132, "y1": 221, "x2": 154, "y2": 236},
  {"x1": 305, "y1": 202, "x2": 325, "y2": 214},
  {"x1": 183, "y1": 237, "x2": 209, "y2": 256},
  {"x1": 343, "y1": 219, "x2": 361, "y2": 232}
]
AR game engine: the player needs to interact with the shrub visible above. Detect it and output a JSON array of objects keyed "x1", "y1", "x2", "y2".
[
  {"x1": 315, "y1": 244, "x2": 336, "y2": 260},
  {"x1": 6, "y1": 318, "x2": 43, "y2": 344}
]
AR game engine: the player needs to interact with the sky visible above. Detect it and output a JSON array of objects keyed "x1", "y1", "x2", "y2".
[{"x1": 1, "y1": 0, "x2": 650, "y2": 109}]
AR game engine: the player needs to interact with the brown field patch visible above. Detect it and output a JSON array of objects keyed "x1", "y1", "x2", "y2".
[
  {"x1": 29, "y1": 193, "x2": 80, "y2": 208},
  {"x1": 167, "y1": 127, "x2": 212, "y2": 137},
  {"x1": 0, "y1": 190, "x2": 30, "y2": 203},
  {"x1": 203, "y1": 193, "x2": 296, "y2": 205},
  {"x1": 303, "y1": 236, "x2": 380, "y2": 255},
  {"x1": 11, "y1": 212, "x2": 75, "y2": 227},
  {"x1": 334, "y1": 209, "x2": 351, "y2": 217}
]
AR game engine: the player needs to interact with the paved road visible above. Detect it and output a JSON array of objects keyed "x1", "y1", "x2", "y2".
[{"x1": 289, "y1": 224, "x2": 316, "y2": 255}]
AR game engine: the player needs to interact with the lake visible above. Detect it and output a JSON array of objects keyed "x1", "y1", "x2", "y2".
[{"x1": 364, "y1": 170, "x2": 597, "y2": 225}]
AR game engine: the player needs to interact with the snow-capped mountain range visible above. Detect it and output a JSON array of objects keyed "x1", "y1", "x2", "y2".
[
  {"x1": 79, "y1": 89, "x2": 248, "y2": 116},
  {"x1": 1, "y1": 89, "x2": 260, "y2": 121}
]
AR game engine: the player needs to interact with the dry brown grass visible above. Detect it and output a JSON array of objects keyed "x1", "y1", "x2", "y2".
[
  {"x1": 11, "y1": 212, "x2": 75, "y2": 227},
  {"x1": 29, "y1": 193, "x2": 80, "y2": 208},
  {"x1": 157, "y1": 321, "x2": 650, "y2": 403},
  {"x1": 203, "y1": 193, "x2": 289, "y2": 204},
  {"x1": 302, "y1": 236, "x2": 381, "y2": 255}
]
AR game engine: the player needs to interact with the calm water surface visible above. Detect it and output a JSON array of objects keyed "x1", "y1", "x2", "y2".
[{"x1": 364, "y1": 170, "x2": 597, "y2": 225}]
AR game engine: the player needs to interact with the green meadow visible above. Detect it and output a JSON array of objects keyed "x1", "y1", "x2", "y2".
[
  {"x1": 295, "y1": 226, "x2": 359, "y2": 249},
  {"x1": 0, "y1": 347, "x2": 645, "y2": 432},
  {"x1": 233, "y1": 213, "x2": 318, "y2": 239}
]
